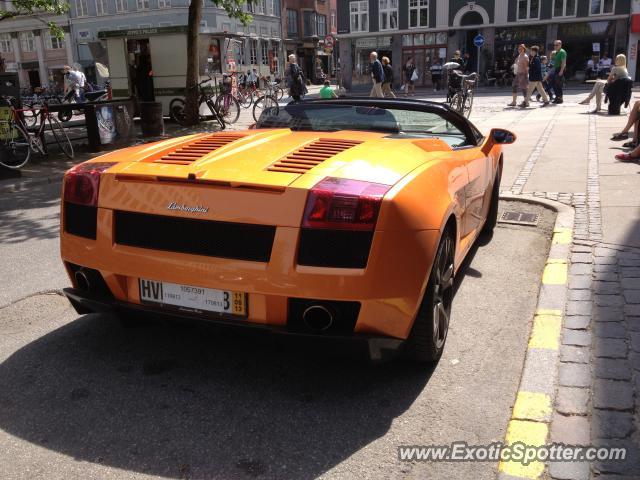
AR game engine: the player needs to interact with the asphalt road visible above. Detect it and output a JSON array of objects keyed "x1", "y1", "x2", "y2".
[{"x1": 0, "y1": 183, "x2": 555, "y2": 479}]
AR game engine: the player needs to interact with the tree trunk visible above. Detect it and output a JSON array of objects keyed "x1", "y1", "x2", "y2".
[{"x1": 184, "y1": 0, "x2": 202, "y2": 126}]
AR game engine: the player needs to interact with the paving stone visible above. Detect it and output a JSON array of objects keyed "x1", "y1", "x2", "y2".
[
  {"x1": 594, "y1": 358, "x2": 632, "y2": 380},
  {"x1": 548, "y1": 461, "x2": 589, "y2": 480},
  {"x1": 570, "y1": 263, "x2": 593, "y2": 276},
  {"x1": 621, "y1": 267, "x2": 640, "y2": 278},
  {"x1": 593, "y1": 379, "x2": 634, "y2": 410},
  {"x1": 551, "y1": 413, "x2": 591, "y2": 444},
  {"x1": 564, "y1": 315, "x2": 591, "y2": 330},
  {"x1": 630, "y1": 332, "x2": 640, "y2": 352},
  {"x1": 624, "y1": 304, "x2": 640, "y2": 316},
  {"x1": 556, "y1": 386, "x2": 590, "y2": 415},
  {"x1": 621, "y1": 278, "x2": 640, "y2": 289},
  {"x1": 568, "y1": 290, "x2": 592, "y2": 301},
  {"x1": 563, "y1": 329, "x2": 592, "y2": 347},
  {"x1": 627, "y1": 317, "x2": 640, "y2": 332},
  {"x1": 567, "y1": 301, "x2": 592, "y2": 316},
  {"x1": 594, "y1": 322, "x2": 627, "y2": 339},
  {"x1": 594, "y1": 307, "x2": 624, "y2": 322},
  {"x1": 572, "y1": 245, "x2": 592, "y2": 253},
  {"x1": 595, "y1": 272, "x2": 621, "y2": 282},
  {"x1": 594, "y1": 264, "x2": 619, "y2": 273},
  {"x1": 623, "y1": 290, "x2": 640, "y2": 304},
  {"x1": 595, "y1": 295, "x2": 624, "y2": 307},
  {"x1": 594, "y1": 281, "x2": 622, "y2": 295},
  {"x1": 594, "y1": 338, "x2": 628, "y2": 358},
  {"x1": 619, "y1": 257, "x2": 640, "y2": 267},
  {"x1": 569, "y1": 275, "x2": 593, "y2": 290},
  {"x1": 595, "y1": 247, "x2": 617, "y2": 257},
  {"x1": 592, "y1": 410, "x2": 635, "y2": 438},
  {"x1": 560, "y1": 345, "x2": 590, "y2": 363},
  {"x1": 592, "y1": 439, "x2": 640, "y2": 476},
  {"x1": 630, "y1": 352, "x2": 640, "y2": 371},
  {"x1": 595, "y1": 256, "x2": 618, "y2": 265},
  {"x1": 559, "y1": 363, "x2": 591, "y2": 387},
  {"x1": 571, "y1": 253, "x2": 593, "y2": 264}
]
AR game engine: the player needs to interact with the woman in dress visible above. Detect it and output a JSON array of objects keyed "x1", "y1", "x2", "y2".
[
  {"x1": 285, "y1": 54, "x2": 307, "y2": 101},
  {"x1": 507, "y1": 44, "x2": 529, "y2": 107}
]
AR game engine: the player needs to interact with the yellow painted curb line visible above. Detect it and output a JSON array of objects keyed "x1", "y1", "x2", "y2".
[
  {"x1": 499, "y1": 420, "x2": 548, "y2": 479},
  {"x1": 542, "y1": 259, "x2": 567, "y2": 285},
  {"x1": 528, "y1": 310, "x2": 562, "y2": 350},
  {"x1": 512, "y1": 391, "x2": 552, "y2": 421},
  {"x1": 552, "y1": 227, "x2": 572, "y2": 245}
]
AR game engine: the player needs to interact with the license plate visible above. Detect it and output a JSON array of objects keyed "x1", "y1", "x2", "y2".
[{"x1": 139, "y1": 279, "x2": 246, "y2": 316}]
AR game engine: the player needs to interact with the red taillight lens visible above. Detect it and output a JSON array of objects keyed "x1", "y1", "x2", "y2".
[
  {"x1": 302, "y1": 177, "x2": 392, "y2": 231},
  {"x1": 63, "y1": 162, "x2": 116, "y2": 206}
]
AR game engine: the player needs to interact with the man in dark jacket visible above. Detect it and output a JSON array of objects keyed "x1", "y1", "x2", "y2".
[
  {"x1": 525, "y1": 45, "x2": 549, "y2": 107},
  {"x1": 369, "y1": 51, "x2": 385, "y2": 98}
]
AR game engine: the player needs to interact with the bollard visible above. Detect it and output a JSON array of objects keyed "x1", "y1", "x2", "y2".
[{"x1": 139, "y1": 101, "x2": 164, "y2": 137}]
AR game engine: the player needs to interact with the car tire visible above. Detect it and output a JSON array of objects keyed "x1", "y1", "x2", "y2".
[
  {"x1": 404, "y1": 229, "x2": 455, "y2": 363},
  {"x1": 482, "y1": 163, "x2": 502, "y2": 235}
]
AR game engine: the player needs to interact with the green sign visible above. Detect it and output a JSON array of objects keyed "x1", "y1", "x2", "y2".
[{"x1": 0, "y1": 107, "x2": 16, "y2": 140}]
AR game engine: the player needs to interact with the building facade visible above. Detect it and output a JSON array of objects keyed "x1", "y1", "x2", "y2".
[
  {"x1": 0, "y1": 2, "x2": 74, "y2": 92},
  {"x1": 69, "y1": 0, "x2": 283, "y2": 82},
  {"x1": 336, "y1": 0, "x2": 632, "y2": 89},
  {"x1": 282, "y1": 0, "x2": 333, "y2": 82}
]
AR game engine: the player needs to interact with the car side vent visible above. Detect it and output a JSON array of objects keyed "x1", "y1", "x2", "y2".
[
  {"x1": 154, "y1": 133, "x2": 247, "y2": 165},
  {"x1": 267, "y1": 138, "x2": 363, "y2": 174}
]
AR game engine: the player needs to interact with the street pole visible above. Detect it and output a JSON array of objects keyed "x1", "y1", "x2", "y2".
[{"x1": 477, "y1": 46, "x2": 480, "y2": 74}]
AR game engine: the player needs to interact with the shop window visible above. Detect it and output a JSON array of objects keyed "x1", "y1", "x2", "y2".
[
  {"x1": 261, "y1": 41, "x2": 268, "y2": 65},
  {"x1": 317, "y1": 15, "x2": 327, "y2": 37},
  {"x1": 137, "y1": 0, "x2": 149, "y2": 10},
  {"x1": 350, "y1": 1, "x2": 368, "y2": 33},
  {"x1": 250, "y1": 39, "x2": 257, "y2": 64},
  {"x1": 517, "y1": 0, "x2": 540, "y2": 21},
  {"x1": 0, "y1": 33, "x2": 11, "y2": 53},
  {"x1": 590, "y1": 0, "x2": 614, "y2": 15},
  {"x1": 95, "y1": 0, "x2": 107, "y2": 15},
  {"x1": 158, "y1": 0, "x2": 171, "y2": 8},
  {"x1": 19, "y1": 32, "x2": 35, "y2": 52},
  {"x1": 115, "y1": 0, "x2": 126, "y2": 12},
  {"x1": 379, "y1": 0, "x2": 398, "y2": 31},
  {"x1": 76, "y1": 0, "x2": 88, "y2": 17},
  {"x1": 254, "y1": 0, "x2": 264, "y2": 14},
  {"x1": 409, "y1": 0, "x2": 428, "y2": 29},
  {"x1": 553, "y1": 0, "x2": 576, "y2": 17},
  {"x1": 287, "y1": 9, "x2": 298, "y2": 37},
  {"x1": 44, "y1": 30, "x2": 64, "y2": 49},
  {"x1": 304, "y1": 11, "x2": 317, "y2": 37}
]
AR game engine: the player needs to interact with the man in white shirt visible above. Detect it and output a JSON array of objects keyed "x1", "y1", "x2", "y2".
[
  {"x1": 75, "y1": 67, "x2": 87, "y2": 102},
  {"x1": 63, "y1": 65, "x2": 82, "y2": 102}
]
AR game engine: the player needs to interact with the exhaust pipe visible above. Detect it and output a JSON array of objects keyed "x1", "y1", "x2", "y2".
[
  {"x1": 302, "y1": 305, "x2": 334, "y2": 332},
  {"x1": 74, "y1": 270, "x2": 90, "y2": 291}
]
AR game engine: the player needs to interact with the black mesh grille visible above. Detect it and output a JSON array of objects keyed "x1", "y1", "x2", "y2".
[
  {"x1": 114, "y1": 211, "x2": 276, "y2": 262},
  {"x1": 297, "y1": 229, "x2": 374, "y2": 268},
  {"x1": 64, "y1": 202, "x2": 97, "y2": 239}
]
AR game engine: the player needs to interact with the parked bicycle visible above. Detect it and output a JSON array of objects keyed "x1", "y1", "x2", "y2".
[
  {"x1": 444, "y1": 64, "x2": 477, "y2": 118},
  {"x1": 169, "y1": 76, "x2": 230, "y2": 130},
  {"x1": 0, "y1": 97, "x2": 74, "y2": 169},
  {"x1": 252, "y1": 80, "x2": 280, "y2": 122}
]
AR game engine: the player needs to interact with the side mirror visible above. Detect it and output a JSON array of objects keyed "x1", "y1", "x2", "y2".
[{"x1": 491, "y1": 128, "x2": 516, "y2": 144}]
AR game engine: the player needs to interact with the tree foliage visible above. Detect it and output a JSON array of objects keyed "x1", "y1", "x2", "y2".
[{"x1": 1, "y1": 0, "x2": 69, "y2": 38}]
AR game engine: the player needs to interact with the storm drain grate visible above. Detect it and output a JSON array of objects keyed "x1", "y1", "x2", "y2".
[{"x1": 499, "y1": 211, "x2": 540, "y2": 226}]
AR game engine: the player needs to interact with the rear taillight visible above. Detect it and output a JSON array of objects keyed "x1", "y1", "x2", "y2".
[
  {"x1": 63, "y1": 162, "x2": 116, "y2": 206},
  {"x1": 302, "y1": 177, "x2": 391, "y2": 231}
]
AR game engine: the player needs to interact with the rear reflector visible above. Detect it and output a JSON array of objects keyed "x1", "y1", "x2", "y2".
[{"x1": 302, "y1": 177, "x2": 391, "y2": 231}]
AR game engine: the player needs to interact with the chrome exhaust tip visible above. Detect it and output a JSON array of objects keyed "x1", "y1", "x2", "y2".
[
  {"x1": 302, "y1": 305, "x2": 334, "y2": 331},
  {"x1": 74, "y1": 270, "x2": 90, "y2": 291}
]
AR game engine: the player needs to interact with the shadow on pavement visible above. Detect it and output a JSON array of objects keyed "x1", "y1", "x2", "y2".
[{"x1": 0, "y1": 314, "x2": 433, "y2": 479}]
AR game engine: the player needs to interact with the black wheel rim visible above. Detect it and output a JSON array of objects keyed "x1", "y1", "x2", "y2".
[{"x1": 432, "y1": 235, "x2": 454, "y2": 350}]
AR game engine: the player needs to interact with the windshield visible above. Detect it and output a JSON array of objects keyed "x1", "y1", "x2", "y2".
[{"x1": 255, "y1": 104, "x2": 467, "y2": 140}]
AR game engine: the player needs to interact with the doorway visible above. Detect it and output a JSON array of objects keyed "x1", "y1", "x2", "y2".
[
  {"x1": 28, "y1": 70, "x2": 41, "y2": 89},
  {"x1": 126, "y1": 38, "x2": 154, "y2": 101}
]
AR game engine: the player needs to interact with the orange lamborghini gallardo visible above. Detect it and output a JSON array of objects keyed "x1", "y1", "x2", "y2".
[{"x1": 60, "y1": 99, "x2": 515, "y2": 362}]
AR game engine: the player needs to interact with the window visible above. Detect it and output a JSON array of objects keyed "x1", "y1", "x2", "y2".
[
  {"x1": 19, "y1": 32, "x2": 35, "y2": 52},
  {"x1": 44, "y1": 30, "x2": 64, "y2": 49},
  {"x1": 158, "y1": 0, "x2": 170, "y2": 7},
  {"x1": 287, "y1": 9, "x2": 298, "y2": 37},
  {"x1": 303, "y1": 11, "x2": 317, "y2": 37},
  {"x1": 350, "y1": 1, "x2": 368, "y2": 33},
  {"x1": 273, "y1": 0, "x2": 280, "y2": 16},
  {"x1": 115, "y1": 0, "x2": 126, "y2": 12},
  {"x1": 517, "y1": 0, "x2": 540, "y2": 20},
  {"x1": 238, "y1": 41, "x2": 245, "y2": 65},
  {"x1": 76, "y1": 0, "x2": 88, "y2": 17},
  {"x1": 95, "y1": 0, "x2": 107, "y2": 15},
  {"x1": 590, "y1": 0, "x2": 614, "y2": 15},
  {"x1": 221, "y1": 22, "x2": 231, "y2": 32},
  {"x1": 200, "y1": 20, "x2": 207, "y2": 27},
  {"x1": 254, "y1": 0, "x2": 264, "y2": 14},
  {"x1": 553, "y1": 0, "x2": 576, "y2": 16},
  {"x1": 158, "y1": 21, "x2": 172, "y2": 26},
  {"x1": 261, "y1": 41, "x2": 268, "y2": 65},
  {"x1": 317, "y1": 15, "x2": 326, "y2": 37},
  {"x1": 137, "y1": 0, "x2": 149, "y2": 10},
  {"x1": 0, "y1": 34, "x2": 12, "y2": 53},
  {"x1": 409, "y1": 0, "x2": 428, "y2": 28},
  {"x1": 331, "y1": 12, "x2": 336, "y2": 30},
  {"x1": 250, "y1": 39, "x2": 257, "y2": 64},
  {"x1": 379, "y1": 0, "x2": 398, "y2": 30}
]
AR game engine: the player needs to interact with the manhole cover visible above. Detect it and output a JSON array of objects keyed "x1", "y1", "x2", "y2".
[{"x1": 499, "y1": 211, "x2": 540, "y2": 226}]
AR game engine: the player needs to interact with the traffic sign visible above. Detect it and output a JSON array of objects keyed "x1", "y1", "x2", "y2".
[{"x1": 473, "y1": 34, "x2": 484, "y2": 48}]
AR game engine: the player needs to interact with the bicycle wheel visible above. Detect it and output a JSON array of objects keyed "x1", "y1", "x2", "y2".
[
  {"x1": 462, "y1": 90, "x2": 474, "y2": 118},
  {"x1": 169, "y1": 98, "x2": 187, "y2": 125},
  {"x1": 48, "y1": 115, "x2": 74, "y2": 159},
  {"x1": 450, "y1": 93, "x2": 465, "y2": 115},
  {"x1": 253, "y1": 95, "x2": 278, "y2": 123},
  {"x1": 214, "y1": 94, "x2": 240, "y2": 124},
  {"x1": 0, "y1": 124, "x2": 31, "y2": 169},
  {"x1": 58, "y1": 105, "x2": 73, "y2": 123},
  {"x1": 238, "y1": 91, "x2": 253, "y2": 108},
  {"x1": 275, "y1": 86, "x2": 284, "y2": 101},
  {"x1": 22, "y1": 104, "x2": 39, "y2": 128}
]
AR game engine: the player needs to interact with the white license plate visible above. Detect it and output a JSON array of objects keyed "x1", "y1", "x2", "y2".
[{"x1": 139, "y1": 279, "x2": 246, "y2": 316}]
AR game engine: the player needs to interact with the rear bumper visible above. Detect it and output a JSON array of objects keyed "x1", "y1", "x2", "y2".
[{"x1": 63, "y1": 287, "x2": 405, "y2": 361}]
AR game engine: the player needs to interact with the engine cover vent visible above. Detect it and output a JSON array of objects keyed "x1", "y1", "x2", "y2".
[
  {"x1": 268, "y1": 138, "x2": 362, "y2": 174},
  {"x1": 155, "y1": 133, "x2": 247, "y2": 165}
]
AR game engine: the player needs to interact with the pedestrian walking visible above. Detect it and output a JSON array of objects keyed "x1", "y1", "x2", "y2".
[
  {"x1": 369, "y1": 51, "x2": 385, "y2": 98},
  {"x1": 403, "y1": 57, "x2": 416, "y2": 96},
  {"x1": 526, "y1": 46, "x2": 549, "y2": 107},
  {"x1": 450, "y1": 50, "x2": 465, "y2": 70},
  {"x1": 430, "y1": 58, "x2": 443, "y2": 91},
  {"x1": 381, "y1": 56, "x2": 395, "y2": 98},
  {"x1": 285, "y1": 54, "x2": 307, "y2": 101},
  {"x1": 507, "y1": 45, "x2": 529, "y2": 107},
  {"x1": 550, "y1": 40, "x2": 567, "y2": 104}
]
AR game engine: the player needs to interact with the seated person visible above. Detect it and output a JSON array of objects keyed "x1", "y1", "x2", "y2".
[
  {"x1": 579, "y1": 53, "x2": 629, "y2": 113},
  {"x1": 319, "y1": 80, "x2": 338, "y2": 99},
  {"x1": 586, "y1": 55, "x2": 599, "y2": 79}
]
